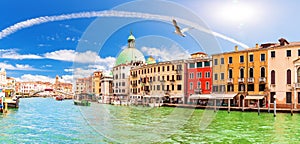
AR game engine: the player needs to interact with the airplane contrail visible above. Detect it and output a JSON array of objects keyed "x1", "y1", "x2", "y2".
[{"x1": 0, "y1": 10, "x2": 249, "y2": 48}]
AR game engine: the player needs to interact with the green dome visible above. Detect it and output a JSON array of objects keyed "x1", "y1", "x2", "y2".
[
  {"x1": 146, "y1": 56, "x2": 156, "y2": 64},
  {"x1": 115, "y1": 48, "x2": 145, "y2": 66}
]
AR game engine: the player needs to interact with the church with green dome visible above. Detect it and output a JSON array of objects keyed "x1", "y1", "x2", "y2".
[
  {"x1": 112, "y1": 32, "x2": 146, "y2": 102},
  {"x1": 115, "y1": 32, "x2": 145, "y2": 66}
]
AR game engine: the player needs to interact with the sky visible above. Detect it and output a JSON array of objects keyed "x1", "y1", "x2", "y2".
[{"x1": 1, "y1": 0, "x2": 300, "y2": 84}]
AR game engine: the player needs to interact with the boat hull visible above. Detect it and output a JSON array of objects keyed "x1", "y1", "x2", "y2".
[{"x1": 74, "y1": 100, "x2": 91, "y2": 106}]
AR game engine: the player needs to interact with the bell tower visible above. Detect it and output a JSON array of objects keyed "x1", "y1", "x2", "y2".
[{"x1": 128, "y1": 31, "x2": 135, "y2": 48}]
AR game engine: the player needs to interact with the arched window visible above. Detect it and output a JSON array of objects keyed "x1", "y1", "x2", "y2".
[
  {"x1": 206, "y1": 82, "x2": 210, "y2": 90},
  {"x1": 271, "y1": 70, "x2": 275, "y2": 84},
  {"x1": 228, "y1": 69, "x2": 233, "y2": 78},
  {"x1": 297, "y1": 68, "x2": 300, "y2": 83},
  {"x1": 197, "y1": 82, "x2": 201, "y2": 89},
  {"x1": 249, "y1": 68, "x2": 254, "y2": 78},
  {"x1": 240, "y1": 68, "x2": 244, "y2": 78},
  {"x1": 190, "y1": 82, "x2": 193, "y2": 90},
  {"x1": 287, "y1": 69, "x2": 291, "y2": 84},
  {"x1": 261, "y1": 67, "x2": 265, "y2": 78}
]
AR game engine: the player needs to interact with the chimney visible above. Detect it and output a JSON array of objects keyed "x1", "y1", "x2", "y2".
[
  {"x1": 235, "y1": 45, "x2": 238, "y2": 51},
  {"x1": 256, "y1": 43, "x2": 259, "y2": 48},
  {"x1": 278, "y1": 38, "x2": 289, "y2": 46}
]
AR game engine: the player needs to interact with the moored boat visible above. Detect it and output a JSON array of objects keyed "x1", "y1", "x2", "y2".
[
  {"x1": 55, "y1": 95, "x2": 64, "y2": 101},
  {"x1": 74, "y1": 100, "x2": 91, "y2": 106}
]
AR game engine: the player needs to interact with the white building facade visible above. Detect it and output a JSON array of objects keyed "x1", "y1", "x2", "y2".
[{"x1": 112, "y1": 32, "x2": 145, "y2": 102}]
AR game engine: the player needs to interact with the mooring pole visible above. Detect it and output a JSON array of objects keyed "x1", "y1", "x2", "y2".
[{"x1": 274, "y1": 95, "x2": 276, "y2": 117}]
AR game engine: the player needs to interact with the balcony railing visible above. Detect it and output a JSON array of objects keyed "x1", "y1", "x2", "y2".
[
  {"x1": 248, "y1": 77, "x2": 254, "y2": 83},
  {"x1": 145, "y1": 91, "x2": 150, "y2": 95},
  {"x1": 295, "y1": 83, "x2": 300, "y2": 88},
  {"x1": 176, "y1": 69, "x2": 182, "y2": 74},
  {"x1": 131, "y1": 74, "x2": 138, "y2": 78},
  {"x1": 238, "y1": 78, "x2": 244, "y2": 83},
  {"x1": 227, "y1": 78, "x2": 233, "y2": 83},
  {"x1": 259, "y1": 77, "x2": 266, "y2": 83},
  {"x1": 164, "y1": 90, "x2": 170, "y2": 95}
]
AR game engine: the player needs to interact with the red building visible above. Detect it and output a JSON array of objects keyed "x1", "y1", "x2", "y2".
[{"x1": 186, "y1": 52, "x2": 212, "y2": 97}]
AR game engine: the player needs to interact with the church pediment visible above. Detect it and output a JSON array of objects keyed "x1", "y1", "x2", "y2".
[{"x1": 293, "y1": 58, "x2": 300, "y2": 64}]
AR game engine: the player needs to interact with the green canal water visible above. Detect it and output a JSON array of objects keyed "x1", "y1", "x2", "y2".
[{"x1": 0, "y1": 98, "x2": 299, "y2": 143}]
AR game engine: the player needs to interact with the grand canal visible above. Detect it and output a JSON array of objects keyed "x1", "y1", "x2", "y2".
[{"x1": 1, "y1": 98, "x2": 300, "y2": 143}]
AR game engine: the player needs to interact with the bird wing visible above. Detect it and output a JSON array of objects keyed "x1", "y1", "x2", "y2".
[
  {"x1": 172, "y1": 19, "x2": 178, "y2": 26},
  {"x1": 172, "y1": 19, "x2": 185, "y2": 37},
  {"x1": 181, "y1": 27, "x2": 194, "y2": 33},
  {"x1": 173, "y1": 19, "x2": 182, "y2": 32}
]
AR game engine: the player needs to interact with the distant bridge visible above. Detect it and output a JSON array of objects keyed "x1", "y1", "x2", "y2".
[{"x1": 29, "y1": 89, "x2": 74, "y2": 98}]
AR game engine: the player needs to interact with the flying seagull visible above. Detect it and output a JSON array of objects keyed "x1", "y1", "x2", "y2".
[{"x1": 172, "y1": 19, "x2": 193, "y2": 37}]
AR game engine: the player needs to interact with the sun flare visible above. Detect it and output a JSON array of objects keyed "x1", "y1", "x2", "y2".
[{"x1": 219, "y1": 1, "x2": 256, "y2": 24}]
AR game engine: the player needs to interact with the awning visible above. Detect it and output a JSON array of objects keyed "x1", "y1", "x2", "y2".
[
  {"x1": 143, "y1": 95, "x2": 151, "y2": 98},
  {"x1": 189, "y1": 93, "x2": 237, "y2": 99},
  {"x1": 213, "y1": 94, "x2": 237, "y2": 99},
  {"x1": 130, "y1": 95, "x2": 142, "y2": 98},
  {"x1": 144, "y1": 95, "x2": 164, "y2": 98},
  {"x1": 170, "y1": 95, "x2": 183, "y2": 98},
  {"x1": 245, "y1": 95, "x2": 265, "y2": 100},
  {"x1": 189, "y1": 94, "x2": 211, "y2": 99}
]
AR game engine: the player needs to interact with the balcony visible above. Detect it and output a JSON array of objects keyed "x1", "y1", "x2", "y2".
[
  {"x1": 176, "y1": 69, "x2": 182, "y2": 74},
  {"x1": 238, "y1": 78, "x2": 244, "y2": 83},
  {"x1": 227, "y1": 78, "x2": 233, "y2": 83},
  {"x1": 145, "y1": 91, "x2": 150, "y2": 95},
  {"x1": 295, "y1": 83, "x2": 300, "y2": 88},
  {"x1": 132, "y1": 83, "x2": 137, "y2": 87},
  {"x1": 248, "y1": 77, "x2": 254, "y2": 83},
  {"x1": 131, "y1": 74, "x2": 138, "y2": 78},
  {"x1": 259, "y1": 77, "x2": 266, "y2": 83},
  {"x1": 194, "y1": 88, "x2": 202, "y2": 94},
  {"x1": 170, "y1": 79, "x2": 175, "y2": 84},
  {"x1": 164, "y1": 90, "x2": 170, "y2": 95}
]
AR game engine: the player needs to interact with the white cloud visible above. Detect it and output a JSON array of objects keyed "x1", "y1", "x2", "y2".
[
  {"x1": 64, "y1": 68, "x2": 74, "y2": 72},
  {"x1": 0, "y1": 48, "x2": 115, "y2": 72},
  {"x1": 60, "y1": 75, "x2": 74, "y2": 84},
  {"x1": 41, "y1": 64, "x2": 52, "y2": 68},
  {"x1": 15, "y1": 74, "x2": 75, "y2": 84},
  {"x1": 0, "y1": 62, "x2": 35, "y2": 70},
  {"x1": 37, "y1": 44, "x2": 51, "y2": 47},
  {"x1": 44, "y1": 49, "x2": 116, "y2": 71},
  {"x1": 0, "y1": 49, "x2": 42, "y2": 60},
  {"x1": 72, "y1": 68, "x2": 95, "y2": 79},
  {"x1": 141, "y1": 45, "x2": 190, "y2": 61},
  {"x1": 15, "y1": 74, "x2": 55, "y2": 83},
  {"x1": 66, "y1": 37, "x2": 71, "y2": 41}
]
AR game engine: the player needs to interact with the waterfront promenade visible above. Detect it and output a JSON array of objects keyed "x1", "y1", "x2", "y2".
[{"x1": 163, "y1": 103, "x2": 300, "y2": 114}]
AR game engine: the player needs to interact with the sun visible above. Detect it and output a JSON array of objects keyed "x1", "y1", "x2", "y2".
[{"x1": 219, "y1": 1, "x2": 256, "y2": 25}]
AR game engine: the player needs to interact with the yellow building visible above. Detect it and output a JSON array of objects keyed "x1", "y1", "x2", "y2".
[
  {"x1": 92, "y1": 71, "x2": 102, "y2": 96},
  {"x1": 212, "y1": 45, "x2": 268, "y2": 107},
  {"x1": 130, "y1": 59, "x2": 186, "y2": 104}
]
